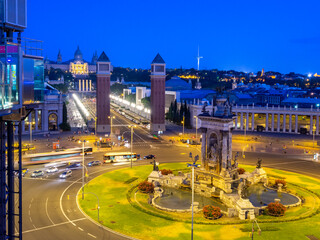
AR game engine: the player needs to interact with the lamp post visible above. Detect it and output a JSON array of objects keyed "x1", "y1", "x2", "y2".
[
  {"x1": 129, "y1": 125, "x2": 135, "y2": 168},
  {"x1": 193, "y1": 116, "x2": 198, "y2": 140},
  {"x1": 95, "y1": 116, "x2": 97, "y2": 136},
  {"x1": 187, "y1": 153, "x2": 199, "y2": 240},
  {"x1": 182, "y1": 114, "x2": 185, "y2": 137},
  {"x1": 79, "y1": 192, "x2": 100, "y2": 222},
  {"x1": 78, "y1": 140, "x2": 88, "y2": 200},
  {"x1": 313, "y1": 123, "x2": 316, "y2": 148}
]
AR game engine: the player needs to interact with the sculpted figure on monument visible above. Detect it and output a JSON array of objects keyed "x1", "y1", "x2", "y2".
[
  {"x1": 208, "y1": 144, "x2": 218, "y2": 162},
  {"x1": 256, "y1": 158, "x2": 262, "y2": 169}
]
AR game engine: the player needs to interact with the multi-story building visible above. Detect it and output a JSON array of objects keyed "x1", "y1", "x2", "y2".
[{"x1": 45, "y1": 47, "x2": 97, "y2": 92}]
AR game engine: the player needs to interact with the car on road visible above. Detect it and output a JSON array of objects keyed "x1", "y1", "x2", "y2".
[
  {"x1": 88, "y1": 161, "x2": 101, "y2": 166},
  {"x1": 66, "y1": 162, "x2": 81, "y2": 169},
  {"x1": 31, "y1": 170, "x2": 44, "y2": 178},
  {"x1": 59, "y1": 170, "x2": 72, "y2": 179},
  {"x1": 46, "y1": 166, "x2": 58, "y2": 173},
  {"x1": 144, "y1": 154, "x2": 156, "y2": 159}
]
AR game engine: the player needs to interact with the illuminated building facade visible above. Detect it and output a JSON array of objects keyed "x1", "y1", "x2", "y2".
[{"x1": 44, "y1": 46, "x2": 97, "y2": 92}]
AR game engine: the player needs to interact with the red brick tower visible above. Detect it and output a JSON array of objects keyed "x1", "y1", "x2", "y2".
[
  {"x1": 150, "y1": 53, "x2": 166, "y2": 133},
  {"x1": 96, "y1": 51, "x2": 112, "y2": 134}
]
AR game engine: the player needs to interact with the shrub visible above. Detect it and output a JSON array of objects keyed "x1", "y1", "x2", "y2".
[
  {"x1": 203, "y1": 205, "x2": 222, "y2": 219},
  {"x1": 160, "y1": 169, "x2": 173, "y2": 175},
  {"x1": 237, "y1": 168, "x2": 246, "y2": 175},
  {"x1": 59, "y1": 122, "x2": 71, "y2": 131},
  {"x1": 266, "y1": 202, "x2": 286, "y2": 217},
  {"x1": 138, "y1": 181, "x2": 154, "y2": 193},
  {"x1": 275, "y1": 179, "x2": 286, "y2": 187}
]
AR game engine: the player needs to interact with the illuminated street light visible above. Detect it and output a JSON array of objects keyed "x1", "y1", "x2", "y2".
[{"x1": 129, "y1": 125, "x2": 136, "y2": 168}]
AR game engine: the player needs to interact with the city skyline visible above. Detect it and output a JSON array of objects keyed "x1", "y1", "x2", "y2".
[{"x1": 25, "y1": 0, "x2": 320, "y2": 74}]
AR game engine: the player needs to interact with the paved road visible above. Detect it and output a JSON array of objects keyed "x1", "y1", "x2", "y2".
[{"x1": 21, "y1": 109, "x2": 320, "y2": 240}]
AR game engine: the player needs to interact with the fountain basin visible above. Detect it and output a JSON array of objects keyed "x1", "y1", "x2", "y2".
[
  {"x1": 153, "y1": 187, "x2": 227, "y2": 212},
  {"x1": 246, "y1": 183, "x2": 300, "y2": 207}
]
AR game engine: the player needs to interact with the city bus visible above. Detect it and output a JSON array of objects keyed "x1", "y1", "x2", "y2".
[
  {"x1": 103, "y1": 152, "x2": 138, "y2": 163},
  {"x1": 70, "y1": 147, "x2": 93, "y2": 155},
  {"x1": 22, "y1": 147, "x2": 92, "y2": 165}
]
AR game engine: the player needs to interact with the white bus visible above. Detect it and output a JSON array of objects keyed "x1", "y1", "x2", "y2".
[{"x1": 103, "y1": 152, "x2": 138, "y2": 163}]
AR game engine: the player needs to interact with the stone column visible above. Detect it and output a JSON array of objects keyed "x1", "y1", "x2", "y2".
[
  {"x1": 35, "y1": 110, "x2": 38, "y2": 131},
  {"x1": 310, "y1": 116, "x2": 313, "y2": 135},
  {"x1": 79, "y1": 79, "x2": 81, "y2": 91},
  {"x1": 283, "y1": 114, "x2": 286, "y2": 132},
  {"x1": 200, "y1": 128, "x2": 207, "y2": 169},
  {"x1": 316, "y1": 116, "x2": 319, "y2": 135},
  {"x1": 251, "y1": 113, "x2": 254, "y2": 131},
  {"x1": 246, "y1": 113, "x2": 249, "y2": 130},
  {"x1": 271, "y1": 113, "x2": 274, "y2": 132},
  {"x1": 289, "y1": 114, "x2": 292, "y2": 133},
  {"x1": 277, "y1": 113, "x2": 280, "y2": 132},
  {"x1": 240, "y1": 112, "x2": 243, "y2": 130},
  {"x1": 295, "y1": 115, "x2": 298, "y2": 133},
  {"x1": 89, "y1": 80, "x2": 92, "y2": 91},
  {"x1": 265, "y1": 113, "x2": 268, "y2": 131},
  {"x1": 86, "y1": 79, "x2": 88, "y2": 92},
  {"x1": 221, "y1": 131, "x2": 228, "y2": 172},
  {"x1": 234, "y1": 113, "x2": 238, "y2": 129}
]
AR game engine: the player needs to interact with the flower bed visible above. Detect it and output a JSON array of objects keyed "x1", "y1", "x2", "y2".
[
  {"x1": 266, "y1": 202, "x2": 286, "y2": 217},
  {"x1": 138, "y1": 181, "x2": 154, "y2": 193},
  {"x1": 203, "y1": 205, "x2": 222, "y2": 219},
  {"x1": 160, "y1": 169, "x2": 173, "y2": 175}
]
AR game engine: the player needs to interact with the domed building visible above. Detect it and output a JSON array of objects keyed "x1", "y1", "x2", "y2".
[{"x1": 44, "y1": 46, "x2": 98, "y2": 91}]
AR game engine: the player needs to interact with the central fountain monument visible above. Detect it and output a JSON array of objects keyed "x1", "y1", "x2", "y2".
[
  {"x1": 196, "y1": 97, "x2": 237, "y2": 195},
  {"x1": 148, "y1": 96, "x2": 299, "y2": 220}
]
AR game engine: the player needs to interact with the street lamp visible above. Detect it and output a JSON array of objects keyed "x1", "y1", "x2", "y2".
[
  {"x1": 181, "y1": 114, "x2": 185, "y2": 136},
  {"x1": 78, "y1": 140, "x2": 89, "y2": 200},
  {"x1": 78, "y1": 192, "x2": 100, "y2": 222},
  {"x1": 108, "y1": 115, "x2": 115, "y2": 137},
  {"x1": 193, "y1": 116, "x2": 198, "y2": 140},
  {"x1": 129, "y1": 125, "x2": 136, "y2": 168},
  {"x1": 313, "y1": 123, "x2": 316, "y2": 148},
  {"x1": 95, "y1": 116, "x2": 97, "y2": 136},
  {"x1": 187, "y1": 153, "x2": 200, "y2": 240}
]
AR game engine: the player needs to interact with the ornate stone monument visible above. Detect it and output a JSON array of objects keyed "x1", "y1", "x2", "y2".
[{"x1": 196, "y1": 97, "x2": 238, "y2": 194}]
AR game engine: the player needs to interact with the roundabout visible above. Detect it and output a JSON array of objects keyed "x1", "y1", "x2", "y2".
[{"x1": 78, "y1": 163, "x2": 320, "y2": 240}]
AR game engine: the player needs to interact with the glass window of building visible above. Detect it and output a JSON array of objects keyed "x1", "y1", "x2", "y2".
[{"x1": 0, "y1": 45, "x2": 20, "y2": 110}]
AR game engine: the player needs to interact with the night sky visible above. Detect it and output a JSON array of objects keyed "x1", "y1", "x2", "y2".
[{"x1": 25, "y1": 0, "x2": 320, "y2": 74}]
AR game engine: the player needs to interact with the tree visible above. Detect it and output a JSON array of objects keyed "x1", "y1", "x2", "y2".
[
  {"x1": 141, "y1": 96, "x2": 150, "y2": 108},
  {"x1": 125, "y1": 93, "x2": 136, "y2": 103},
  {"x1": 110, "y1": 83, "x2": 127, "y2": 95}
]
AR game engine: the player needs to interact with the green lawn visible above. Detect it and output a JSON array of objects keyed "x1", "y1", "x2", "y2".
[{"x1": 78, "y1": 163, "x2": 320, "y2": 240}]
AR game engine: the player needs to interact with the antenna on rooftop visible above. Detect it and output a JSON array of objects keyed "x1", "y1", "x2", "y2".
[{"x1": 196, "y1": 45, "x2": 203, "y2": 71}]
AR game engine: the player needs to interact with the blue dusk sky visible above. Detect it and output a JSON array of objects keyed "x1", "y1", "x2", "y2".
[{"x1": 25, "y1": 0, "x2": 320, "y2": 74}]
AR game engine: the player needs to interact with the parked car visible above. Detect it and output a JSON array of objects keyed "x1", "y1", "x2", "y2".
[
  {"x1": 59, "y1": 170, "x2": 72, "y2": 179},
  {"x1": 88, "y1": 161, "x2": 101, "y2": 166},
  {"x1": 46, "y1": 166, "x2": 58, "y2": 173},
  {"x1": 144, "y1": 154, "x2": 156, "y2": 159},
  {"x1": 31, "y1": 170, "x2": 44, "y2": 178}
]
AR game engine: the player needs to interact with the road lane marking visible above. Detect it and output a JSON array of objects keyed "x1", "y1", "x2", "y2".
[
  {"x1": 45, "y1": 197, "x2": 55, "y2": 225},
  {"x1": 88, "y1": 233, "x2": 97, "y2": 238},
  {"x1": 22, "y1": 218, "x2": 86, "y2": 234},
  {"x1": 78, "y1": 227, "x2": 84, "y2": 231}
]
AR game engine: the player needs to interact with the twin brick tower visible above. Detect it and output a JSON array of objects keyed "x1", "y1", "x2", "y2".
[{"x1": 96, "y1": 52, "x2": 166, "y2": 134}]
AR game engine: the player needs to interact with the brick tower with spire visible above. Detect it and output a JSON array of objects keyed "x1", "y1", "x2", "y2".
[
  {"x1": 96, "y1": 51, "x2": 112, "y2": 134},
  {"x1": 150, "y1": 53, "x2": 166, "y2": 133}
]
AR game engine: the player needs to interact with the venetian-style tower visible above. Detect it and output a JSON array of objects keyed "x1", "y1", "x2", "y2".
[
  {"x1": 96, "y1": 51, "x2": 111, "y2": 134},
  {"x1": 150, "y1": 53, "x2": 166, "y2": 133}
]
